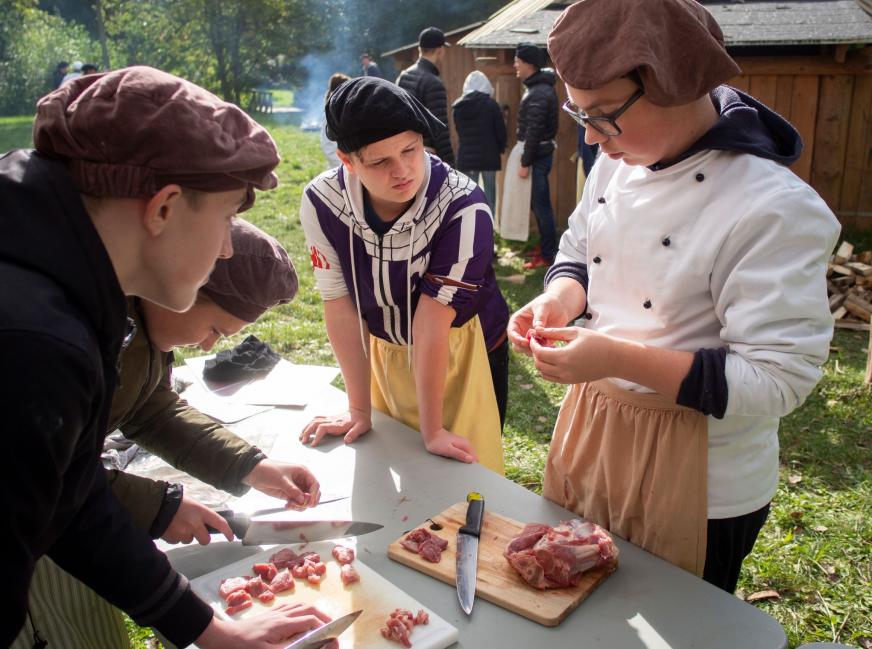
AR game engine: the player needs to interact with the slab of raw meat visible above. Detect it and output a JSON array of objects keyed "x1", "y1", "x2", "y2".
[
  {"x1": 269, "y1": 548, "x2": 300, "y2": 570},
  {"x1": 339, "y1": 563, "x2": 360, "y2": 585},
  {"x1": 504, "y1": 519, "x2": 619, "y2": 589},
  {"x1": 332, "y1": 545, "x2": 355, "y2": 564}
]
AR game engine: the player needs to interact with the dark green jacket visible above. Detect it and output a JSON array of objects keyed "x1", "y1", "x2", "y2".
[{"x1": 105, "y1": 299, "x2": 265, "y2": 535}]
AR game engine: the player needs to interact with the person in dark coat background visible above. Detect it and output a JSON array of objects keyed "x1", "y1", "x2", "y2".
[
  {"x1": 396, "y1": 26, "x2": 455, "y2": 165},
  {"x1": 452, "y1": 70, "x2": 507, "y2": 211},
  {"x1": 360, "y1": 53, "x2": 383, "y2": 79},
  {"x1": 514, "y1": 43, "x2": 559, "y2": 270}
]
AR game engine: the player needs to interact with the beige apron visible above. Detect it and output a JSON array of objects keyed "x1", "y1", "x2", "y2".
[
  {"x1": 498, "y1": 142, "x2": 532, "y2": 242},
  {"x1": 543, "y1": 379, "x2": 708, "y2": 575},
  {"x1": 369, "y1": 316, "x2": 504, "y2": 475}
]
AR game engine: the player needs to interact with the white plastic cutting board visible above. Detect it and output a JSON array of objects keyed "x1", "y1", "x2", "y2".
[{"x1": 190, "y1": 541, "x2": 458, "y2": 649}]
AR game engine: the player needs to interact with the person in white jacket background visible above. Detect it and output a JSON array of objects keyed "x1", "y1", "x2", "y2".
[{"x1": 507, "y1": 0, "x2": 840, "y2": 593}]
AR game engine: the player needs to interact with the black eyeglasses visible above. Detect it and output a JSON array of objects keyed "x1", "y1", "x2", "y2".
[{"x1": 562, "y1": 88, "x2": 644, "y2": 137}]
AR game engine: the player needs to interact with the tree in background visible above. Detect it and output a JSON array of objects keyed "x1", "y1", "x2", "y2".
[{"x1": 0, "y1": 0, "x2": 103, "y2": 116}]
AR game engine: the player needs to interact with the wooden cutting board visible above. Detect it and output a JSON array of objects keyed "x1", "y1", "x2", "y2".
[{"x1": 387, "y1": 503, "x2": 616, "y2": 627}]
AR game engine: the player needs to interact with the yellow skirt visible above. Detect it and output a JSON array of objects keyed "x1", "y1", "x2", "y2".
[{"x1": 370, "y1": 316, "x2": 505, "y2": 475}]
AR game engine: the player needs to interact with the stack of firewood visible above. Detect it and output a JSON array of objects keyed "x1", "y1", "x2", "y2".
[{"x1": 827, "y1": 241, "x2": 872, "y2": 331}]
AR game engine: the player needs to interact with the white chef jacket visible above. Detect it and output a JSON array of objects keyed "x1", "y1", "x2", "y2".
[{"x1": 555, "y1": 148, "x2": 840, "y2": 518}]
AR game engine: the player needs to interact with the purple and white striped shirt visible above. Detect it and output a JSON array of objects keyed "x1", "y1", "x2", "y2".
[{"x1": 300, "y1": 154, "x2": 508, "y2": 350}]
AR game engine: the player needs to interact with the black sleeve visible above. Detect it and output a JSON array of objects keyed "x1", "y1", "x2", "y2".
[
  {"x1": 676, "y1": 348, "x2": 729, "y2": 418},
  {"x1": 424, "y1": 77, "x2": 454, "y2": 165},
  {"x1": 493, "y1": 101, "x2": 508, "y2": 154},
  {"x1": 0, "y1": 333, "x2": 213, "y2": 647},
  {"x1": 521, "y1": 90, "x2": 547, "y2": 167},
  {"x1": 545, "y1": 261, "x2": 589, "y2": 292}
]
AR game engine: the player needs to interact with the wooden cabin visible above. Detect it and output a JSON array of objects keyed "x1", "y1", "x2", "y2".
[{"x1": 386, "y1": 0, "x2": 872, "y2": 231}]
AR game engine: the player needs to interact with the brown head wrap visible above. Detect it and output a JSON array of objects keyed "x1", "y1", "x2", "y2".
[
  {"x1": 33, "y1": 66, "x2": 279, "y2": 211},
  {"x1": 199, "y1": 219, "x2": 297, "y2": 323},
  {"x1": 547, "y1": 0, "x2": 740, "y2": 107}
]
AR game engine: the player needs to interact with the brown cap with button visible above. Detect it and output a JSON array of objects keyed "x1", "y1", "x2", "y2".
[
  {"x1": 33, "y1": 66, "x2": 279, "y2": 211},
  {"x1": 199, "y1": 218, "x2": 298, "y2": 323},
  {"x1": 547, "y1": 0, "x2": 740, "y2": 107}
]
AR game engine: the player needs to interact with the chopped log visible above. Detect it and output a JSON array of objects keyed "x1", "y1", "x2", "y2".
[
  {"x1": 834, "y1": 320, "x2": 871, "y2": 331},
  {"x1": 832, "y1": 306, "x2": 848, "y2": 320},
  {"x1": 846, "y1": 262, "x2": 872, "y2": 277},
  {"x1": 829, "y1": 292, "x2": 846, "y2": 311},
  {"x1": 844, "y1": 294, "x2": 872, "y2": 321},
  {"x1": 858, "y1": 251, "x2": 872, "y2": 264},
  {"x1": 834, "y1": 241, "x2": 854, "y2": 263},
  {"x1": 832, "y1": 275, "x2": 856, "y2": 289},
  {"x1": 830, "y1": 264, "x2": 856, "y2": 276}
]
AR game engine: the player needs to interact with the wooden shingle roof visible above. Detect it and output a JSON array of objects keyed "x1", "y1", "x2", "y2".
[{"x1": 458, "y1": 0, "x2": 872, "y2": 49}]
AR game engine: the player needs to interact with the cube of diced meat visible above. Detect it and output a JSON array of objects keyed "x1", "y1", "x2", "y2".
[
  {"x1": 244, "y1": 576, "x2": 269, "y2": 597},
  {"x1": 306, "y1": 573, "x2": 322, "y2": 585},
  {"x1": 340, "y1": 563, "x2": 360, "y2": 585},
  {"x1": 269, "y1": 567, "x2": 295, "y2": 593},
  {"x1": 252, "y1": 562, "x2": 278, "y2": 582},
  {"x1": 418, "y1": 539, "x2": 443, "y2": 563},
  {"x1": 218, "y1": 576, "x2": 249, "y2": 599},
  {"x1": 400, "y1": 528, "x2": 448, "y2": 562},
  {"x1": 380, "y1": 608, "x2": 427, "y2": 647},
  {"x1": 257, "y1": 590, "x2": 275, "y2": 604},
  {"x1": 224, "y1": 589, "x2": 252, "y2": 616},
  {"x1": 332, "y1": 545, "x2": 355, "y2": 564},
  {"x1": 269, "y1": 548, "x2": 300, "y2": 570},
  {"x1": 414, "y1": 609, "x2": 429, "y2": 625},
  {"x1": 291, "y1": 563, "x2": 309, "y2": 579},
  {"x1": 299, "y1": 551, "x2": 321, "y2": 564},
  {"x1": 310, "y1": 561, "x2": 327, "y2": 576}
]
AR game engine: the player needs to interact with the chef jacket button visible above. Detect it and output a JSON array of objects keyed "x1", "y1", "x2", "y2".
[
  {"x1": 583, "y1": 312, "x2": 593, "y2": 320},
  {"x1": 662, "y1": 236, "x2": 671, "y2": 247},
  {"x1": 593, "y1": 256, "x2": 602, "y2": 264},
  {"x1": 695, "y1": 173, "x2": 705, "y2": 182},
  {"x1": 643, "y1": 299, "x2": 652, "y2": 309},
  {"x1": 597, "y1": 197, "x2": 606, "y2": 204}
]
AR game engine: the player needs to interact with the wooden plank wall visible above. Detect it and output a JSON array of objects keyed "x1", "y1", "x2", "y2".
[{"x1": 388, "y1": 45, "x2": 872, "y2": 231}]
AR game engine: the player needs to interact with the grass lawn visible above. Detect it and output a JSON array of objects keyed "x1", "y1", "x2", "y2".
[{"x1": 2, "y1": 117, "x2": 868, "y2": 648}]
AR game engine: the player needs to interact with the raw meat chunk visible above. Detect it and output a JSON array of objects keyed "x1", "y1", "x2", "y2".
[
  {"x1": 253, "y1": 562, "x2": 278, "y2": 582},
  {"x1": 257, "y1": 590, "x2": 275, "y2": 604},
  {"x1": 504, "y1": 519, "x2": 619, "y2": 589},
  {"x1": 269, "y1": 548, "x2": 300, "y2": 570},
  {"x1": 244, "y1": 576, "x2": 269, "y2": 597},
  {"x1": 400, "y1": 528, "x2": 448, "y2": 562},
  {"x1": 332, "y1": 545, "x2": 355, "y2": 564},
  {"x1": 339, "y1": 563, "x2": 359, "y2": 585},
  {"x1": 224, "y1": 589, "x2": 252, "y2": 615},
  {"x1": 268, "y1": 567, "x2": 294, "y2": 593},
  {"x1": 218, "y1": 576, "x2": 249, "y2": 599},
  {"x1": 306, "y1": 573, "x2": 321, "y2": 585},
  {"x1": 291, "y1": 563, "x2": 309, "y2": 579},
  {"x1": 380, "y1": 608, "x2": 429, "y2": 647}
]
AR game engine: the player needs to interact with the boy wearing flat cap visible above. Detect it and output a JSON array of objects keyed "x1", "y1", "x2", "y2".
[
  {"x1": 396, "y1": 26, "x2": 455, "y2": 165},
  {"x1": 508, "y1": 0, "x2": 840, "y2": 592},
  {"x1": 0, "y1": 67, "x2": 333, "y2": 647},
  {"x1": 15, "y1": 219, "x2": 321, "y2": 648},
  {"x1": 299, "y1": 77, "x2": 509, "y2": 475}
]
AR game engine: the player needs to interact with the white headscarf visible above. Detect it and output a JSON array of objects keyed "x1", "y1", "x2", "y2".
[{"x1": 462, "y1": 70, "x2": 494, "y2": 97}]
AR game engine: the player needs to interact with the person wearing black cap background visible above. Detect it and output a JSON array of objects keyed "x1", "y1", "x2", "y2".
[
  {"x1": 13, "y1": 218, "x2": 323, "y2": 649},
  {"x1": 396, "y1": 26, "x2": 455, "y2": 165},
  {"x1": 508, "y1": 0, "x2": 839, "y2": 594},
  {"x1": 1, "y1": 66, "x2": 333, "y2": 648},
  {"x1": 299, "y1": 76, "x2": 509, "y2": 475},
  {"x1": 514, "y1": 43, "x2": 559, "y2": 270}
]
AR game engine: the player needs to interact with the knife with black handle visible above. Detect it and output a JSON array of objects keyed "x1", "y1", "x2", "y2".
[{"x1": 456, "y1": 491, "x2": 484, "y2": 615}]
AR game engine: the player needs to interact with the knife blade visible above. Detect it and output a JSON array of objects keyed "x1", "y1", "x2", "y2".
[
  {"x1": 282, "y1": 609, "x2": 362, "y2": 649},
  {"x1": 456, "y1": 491, "x2": 484, "y2": 615}
]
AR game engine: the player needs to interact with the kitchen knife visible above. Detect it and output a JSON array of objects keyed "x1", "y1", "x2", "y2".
[
  {"x1": 456, "y1": 491, "x2": 484, "y2": 615},
  {"x1": 282, "y1": 608, "x2": 362, "y2": 649},
  {"x1": 207, "y1": 502, "x2": 382, "y2": 545}
]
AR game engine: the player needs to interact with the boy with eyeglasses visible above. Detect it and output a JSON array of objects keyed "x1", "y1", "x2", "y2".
[{"x1": 507, "y1": 0, "x2": 839, "y2": 593}]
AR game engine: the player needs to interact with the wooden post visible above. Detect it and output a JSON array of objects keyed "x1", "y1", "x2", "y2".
[{"x1": 866, "y1": 316, "x2": 872, "y2": 384}]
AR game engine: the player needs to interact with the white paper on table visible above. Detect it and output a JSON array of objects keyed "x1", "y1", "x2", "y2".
[
  {"x1": 172, "y1": 366, "x2": 273, "y2": 424},
  {"x1": 184, "y1": 355, "x2": 339, "y2": 407}
]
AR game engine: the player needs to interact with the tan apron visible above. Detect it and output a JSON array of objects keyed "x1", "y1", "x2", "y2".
[
  {"x1": 369, "y1": 316, "x2": 505, "y2": 475},
  {"x1": 498, "y1": 142, "x2": 532, "y2": 242},
  {"x1": 543, "y1": 379, "x2": 708, "y2": 575}
]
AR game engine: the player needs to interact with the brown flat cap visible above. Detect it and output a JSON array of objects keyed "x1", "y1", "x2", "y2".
[
  {"x1": 547, "y1": 0, "x2": 741, "y2": 107},
  {"x1": 199, "y1": 218, "x2": 297, "y2": 323},
  {"x1": 33, "y1": 66, "x2": 279, "y2": 211}
]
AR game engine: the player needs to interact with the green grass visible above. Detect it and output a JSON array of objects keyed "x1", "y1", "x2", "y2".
[
  {"x1": 0, "y1": 115, "x2": 34, "y2": 151},
  {"x1": 6, "y1": 116, "x2": 865, "y2": 648}
]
